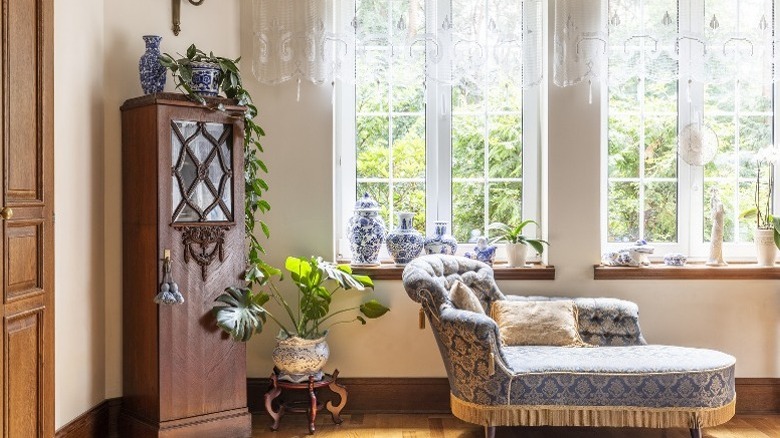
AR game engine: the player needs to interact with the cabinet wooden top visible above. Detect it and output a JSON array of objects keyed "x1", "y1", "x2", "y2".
[{"x1": 120, "y1": 92, "x2": 244, "y2": 112}]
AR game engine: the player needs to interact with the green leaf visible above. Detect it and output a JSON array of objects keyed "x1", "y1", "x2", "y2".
[
  {"x1": 352, "y1": 274, "x2": 374, "y2": 288},
  {"x1": 360, "y1": 300, "x2": 390, "y2": 319},
  {"x1": 211, "y1": 287, "x2": 264, "y2": 342},
  {"x1": 186, "y1": 44, "x2": 197, "y2": 59}
]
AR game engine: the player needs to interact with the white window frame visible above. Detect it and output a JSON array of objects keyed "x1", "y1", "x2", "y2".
[
  {"x1": 335, "y1": 0, "x2": 543, "y2": 262},
  {"x1": 602, "y1": 0, "x2": 780, "y2": 261}
]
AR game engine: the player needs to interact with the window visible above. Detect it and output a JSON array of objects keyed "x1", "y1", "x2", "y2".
[
  {"x1": 604, "y1": 0, "x2": 778, "y2": 258},
  {"x1": 336, "y1": 0, "x2": 543, "y2": 259}
]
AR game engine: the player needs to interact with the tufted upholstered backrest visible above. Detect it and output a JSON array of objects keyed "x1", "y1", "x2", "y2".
[
  {"x1": 403, "y1": 255, "x2": 647, "y2": 347},
  {"x1": 402, "y1": 255, "x2": 504, "y2": 313}
]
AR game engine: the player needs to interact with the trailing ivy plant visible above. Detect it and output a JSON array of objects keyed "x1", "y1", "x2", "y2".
[{"x1": 159, "y1": 45, "x2": 270, "y2": 286}]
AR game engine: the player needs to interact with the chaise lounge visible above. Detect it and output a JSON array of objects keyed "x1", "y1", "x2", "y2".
[{"x1": 402, "y1": 255, "x2": 736, "y2": 438}]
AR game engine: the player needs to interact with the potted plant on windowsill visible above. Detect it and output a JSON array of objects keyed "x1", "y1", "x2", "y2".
[
  {"x1": 211, "y1": 256, "x2": 389, "y2": 382},
  {"x1": 488, "y1": 220, "x2": 549, "y2": 268},
  {"x1": 740, "y1": 145, "x2": 780, "y2": 266}
]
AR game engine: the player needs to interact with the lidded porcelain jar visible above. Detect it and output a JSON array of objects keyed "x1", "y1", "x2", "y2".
[
  {"x1": 347, "y1": 193, "x2": 386, "y2": 266},
  {"x1": 424, "y1": 221, "x2": 458, "y2": 255},
  {"x1": 386, "y1": 212, "x2": 424, "y2": 266}
]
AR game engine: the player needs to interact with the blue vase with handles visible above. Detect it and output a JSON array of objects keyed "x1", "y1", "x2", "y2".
[
  {"x1": 139, "y1": 35, "x2": 166, "y2": 94},
  {"x1": 386, "y1": 212, "x2": 424, "y2": 266},
  {"x1": 347, "y1": 193, "x2": 386, "y2": 266},
  {"x1": 424, "y1": 221, "x2": 458, "y2": 255}
]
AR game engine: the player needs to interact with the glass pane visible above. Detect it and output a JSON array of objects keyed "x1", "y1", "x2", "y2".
[
  {"x1": 452, "y1": 182, "x2": 485, "y2": 242},
  {"x1": 392, "y1": 116, "x2": 425, "y2": 178},
  {"x1": 356, "y1": 0, "x2": 389, "y2": 36},
  {"x1": 704, "y1": 81, "x2": 735, "y2": 114},
  {"x1": 488, "y1": 182, "x2": 522, "y2": 226},
  {"x1": 357, "y1": 181, "x2": 390, "y2": 228},
  {"x1": 356, "y1": 48, "x2": 389, "y2": 113},
  {"x1": 356, "y1": 116, "x2": 389, "y2": 178},
  {"x1": 392, "y1": 50, "x2": 424, "y2": 113},
  {"x1": 644, "y1": 79, "x2": 677, "y2": 113},
  {"x1": 704, "y1": 116, "x2": 736, "y2": 179},
  {"x1": 608, "y1": 181, "x2": 639, "y2": 243},
  {"x1": 608, "y1": 114, "x2": 640, "y2": 178},
  {"x1": 452, "y1": 115, "x2": 485, "y2": 179},
  {"x1": 393, "y1": 182, "x2": 425, "y2": 231},
  {"x1": 739, "y1": 180, "x2": 766, "y2": 243},
  {"x1": 171, "y1": 121, "x2": 233, "y2": 223},
  {"x1": 740, "y1": 80, "x2": 772, "y2": 113},
  {"x1": 702, "y1": 182, "x2": 735, "y2": 243},
  {"x1": 608, "y1": 78, "x2": 640, "y2": 115},
  {"x1": 453, "y1": 81, "x2": 485, "y2": 112},
  {"x1": 488, "y1": 115, "x2": 522, "y2": 179},
  {"x1": 644, "y1": 182, "x2": 677, "y2": 242},
  {"x1": 488, "y1": 76, "x2": 522, "y2": 113},
  {"x1": 739, "y1": 116, "x2": 772, "y2": 179},
  {"x1": 644, "y1": 115, "x2": 677, "y2": 178}
]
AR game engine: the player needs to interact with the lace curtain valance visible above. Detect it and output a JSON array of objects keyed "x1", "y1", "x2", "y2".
[
  {"x1": 251, "y1": 0, "x2": 544, "y2": 90},
  {"x1": 554, "y1": 0, "x2": 777, "y2": 88}
]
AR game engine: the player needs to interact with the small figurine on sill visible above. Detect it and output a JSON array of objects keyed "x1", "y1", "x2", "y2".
[
  {"x1": 601, "y1": 239, "x2": 655, "y2": 267},
  {"x1": 465, "y1": 237, "x2": 497, "y2": 266}
]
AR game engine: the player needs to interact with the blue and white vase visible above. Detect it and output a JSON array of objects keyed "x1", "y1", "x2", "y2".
[
  {"x1": 386, "y1": 212, "x2": 424, "y2": 266},
  {"x1": 138, "y1": 35, "x2": 166, "y2": 94},
  {"x1": 347, "y1": 193, "x2": 386, "y2": 266},
  {"x1": 190, "y1": 61, "x2": 221, "y2": 97},
  {"x1": 424, "y1": 221, "x2": 458, "y2": 255}
]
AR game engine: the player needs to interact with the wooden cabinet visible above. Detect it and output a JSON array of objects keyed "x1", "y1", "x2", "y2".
[{"x1": 120, "y1": 93, "x2": 251, "y2": 438}]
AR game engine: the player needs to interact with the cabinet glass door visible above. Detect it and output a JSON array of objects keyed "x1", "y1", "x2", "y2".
[{"x1": 171, "y1": 120, "x2": 234, "y2": 223}]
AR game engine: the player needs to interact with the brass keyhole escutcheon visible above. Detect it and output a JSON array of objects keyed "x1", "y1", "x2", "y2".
[{"x1": 0, "y1": 207, "x2": 12, "y2": 220}]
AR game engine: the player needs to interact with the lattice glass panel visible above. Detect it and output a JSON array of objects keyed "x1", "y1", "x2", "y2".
[{"x1": 171, "y1": 121, "x2": 234, "y2": 223}]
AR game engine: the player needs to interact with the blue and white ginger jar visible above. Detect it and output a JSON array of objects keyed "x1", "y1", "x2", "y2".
[
  {"x1": 139, "y1": 35, "x2": 166, "y2": 94},
  {"x1": 424, "y1": 221, "x2": 458, "y2": 255},
  {"x1": 347, "y1": 193, "x2": 386, "y2": 266},
  {"x1": 386, "y1": 212, "x2": 424, "y2": 266}
]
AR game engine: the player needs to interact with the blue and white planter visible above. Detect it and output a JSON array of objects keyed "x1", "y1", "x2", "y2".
[
  {"x1": 190, "y1": 61, "x2": 222, "y2": 96},
  {"x1": 347, "y1": 193, "x2": 386, "y2": 266},
  {"x1": 424, "y1": 221, "x2": 458, "y2": 255},
  {"x1": 138, "y1": 35, "x2": 166, "y2": 94},
  {"x1": 386, "y1": 212, "x2": 424, "y2": 266}
]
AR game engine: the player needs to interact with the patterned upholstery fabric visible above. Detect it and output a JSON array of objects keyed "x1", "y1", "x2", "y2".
[{"x1": 401, "y1": 255, "x2": 736, "y2": 414}]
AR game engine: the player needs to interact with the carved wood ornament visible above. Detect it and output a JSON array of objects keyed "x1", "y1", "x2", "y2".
[{"x1": 181, "y1": 225, "x2": 230, "y2": 281}]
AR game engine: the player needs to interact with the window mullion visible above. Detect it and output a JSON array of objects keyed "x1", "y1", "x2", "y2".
[{"x1": 426, "y1": 0, "x2": 452, "y2": 236}]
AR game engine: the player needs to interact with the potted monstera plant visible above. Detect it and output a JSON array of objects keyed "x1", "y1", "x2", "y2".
[
  {"x1": 212, "y1": 256, "x2": 389, "y2": 382},
  {"x1": 489, "y1": 220, "x2": 549, "y2": 268}
]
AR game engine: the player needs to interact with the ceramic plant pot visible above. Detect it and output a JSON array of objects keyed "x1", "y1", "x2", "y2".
[
  {"x1": 386, "y1": 212, "x2": 424, "y2": 266},
  {"x1": 272, "y1": 333, "x2": 330, "y2": 383},
  {"x1": 505, "y1": 242, "x2": 529, "y2": 267},
  {"x1": 190, "y1": 61, "x2": 221, "y2": 96},
  {"x1": 755, "y1": 228, "x2": 777, "y2": 266},
  {"x1": 138, "y1": 35, "x2": 166, "y2": 94}
]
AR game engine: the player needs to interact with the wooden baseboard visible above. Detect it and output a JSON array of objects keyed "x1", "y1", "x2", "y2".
[
  {"x1": 55, "y1": 397, "x2": 122, "y2": 438},
  {"x1": 247, "y1": 377, "x2": 451, "y2": 414},
  {"x1": 53, "y1": 377, "x2": 780, "y2": 437},
  {"x1": 735, "y1": 378, "x2": 780, "y2": 414},
  {"x1": 248, "y1": 377, "x2": 779, "y2": 416}
]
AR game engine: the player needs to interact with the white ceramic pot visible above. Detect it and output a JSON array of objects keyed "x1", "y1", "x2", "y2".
[
  {"x1": 272, "y1": 333, "x2": 330, "y2": 382},
  {"x1": 755, "y1": 228, "x2": 777, "y2": 267},
  {"x1": 505, "y1": 243, "x2": 528, "y2": 268}
]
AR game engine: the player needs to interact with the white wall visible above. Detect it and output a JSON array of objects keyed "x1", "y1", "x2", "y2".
[
  {"x1": 240, "y1": 0, "x2": 780, "y2": 379},
  {"x1": 54, "y1": 0, "x2": 106, "y2": 429}
]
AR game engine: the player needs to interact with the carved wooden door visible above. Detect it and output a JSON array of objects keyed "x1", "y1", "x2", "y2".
[{"x1": 1, "y1": 0, "x2": 55, "y2": 436}]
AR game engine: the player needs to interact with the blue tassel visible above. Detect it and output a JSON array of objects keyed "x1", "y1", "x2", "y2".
[{"x1": 155, "y1": 251, "x2": 184, "y2": 305}]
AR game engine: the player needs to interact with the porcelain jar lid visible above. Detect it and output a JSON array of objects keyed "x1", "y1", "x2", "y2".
[{"x1": 354, "y1": 193, "x2": 380, "y2": 212}]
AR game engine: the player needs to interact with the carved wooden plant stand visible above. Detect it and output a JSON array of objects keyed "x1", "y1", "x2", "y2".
[{"x1": 263, "y1": 369, "x2": 348, "y2": 434}]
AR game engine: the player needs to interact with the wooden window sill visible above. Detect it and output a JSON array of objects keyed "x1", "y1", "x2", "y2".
[
  {"x1": 594, "y1": 262, "x2": 780, "y2": 280},
  {"x1": 350, "y1": 262, "x2": 555, "y2": 281}
]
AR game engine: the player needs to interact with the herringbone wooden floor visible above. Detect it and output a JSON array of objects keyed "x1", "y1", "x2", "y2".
[{"x1": 251, "y1": 413, "x2": 780, "y2": 437}]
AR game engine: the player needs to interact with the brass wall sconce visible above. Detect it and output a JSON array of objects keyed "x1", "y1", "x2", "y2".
[{"x1": 172, "y1": 0, "x2": 205, "y2": 36}]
